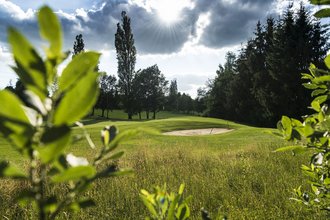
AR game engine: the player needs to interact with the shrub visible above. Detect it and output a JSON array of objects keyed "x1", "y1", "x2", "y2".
[{"x1": 0, "y1": 6, "x2": 134, "y2": 219}]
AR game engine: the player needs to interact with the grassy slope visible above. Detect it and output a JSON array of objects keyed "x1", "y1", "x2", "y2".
[{"x1": 0, "y1": 113, "x2": 327, "y2": 219}]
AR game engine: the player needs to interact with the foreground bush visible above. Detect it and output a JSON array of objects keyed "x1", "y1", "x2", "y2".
[{"x1": 0, "y1": 6, "x2": 133, "y2": 219}]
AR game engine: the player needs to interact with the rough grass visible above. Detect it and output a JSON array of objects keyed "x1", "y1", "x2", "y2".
[{"x1": 0, "y1": 113, "x2": 328, "y2": 219}]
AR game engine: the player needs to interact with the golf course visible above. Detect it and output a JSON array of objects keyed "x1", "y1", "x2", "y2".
[{"x1": 0, "y1": 111, "x2": 326, "y2": 219}]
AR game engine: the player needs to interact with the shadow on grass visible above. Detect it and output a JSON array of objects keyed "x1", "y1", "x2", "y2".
[{"x1": 79, "y1": 116, "x2": 152, "y2": 126}]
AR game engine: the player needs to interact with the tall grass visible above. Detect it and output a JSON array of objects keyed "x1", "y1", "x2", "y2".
[{"x1": 0, "y1": 115, "x2": 327, "y2": 219}]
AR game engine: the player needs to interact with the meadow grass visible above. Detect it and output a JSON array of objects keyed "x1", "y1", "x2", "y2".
[{"x1": 0, "y1": 113, "x2": 327, "y2": 219}]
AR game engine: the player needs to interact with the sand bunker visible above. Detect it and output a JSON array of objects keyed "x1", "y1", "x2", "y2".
[{"x1": 163, "y1": 128, "x2": 233, "y2": 136}]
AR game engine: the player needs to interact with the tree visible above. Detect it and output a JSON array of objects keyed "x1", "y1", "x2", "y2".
[
  {"x1": 195, "y1": 87, "x2": 207, "y2": 114},
  {"x1": 115, "y1": 11, "x2": 137, "y2": 120},
  {"x1": 72, "y1": 34, "x2": 85, "y2": 58},
  {"x1": 207, "y1": 52, "x2": 236, "y2": 119},
  {"x1": 132, "y1": 65, "x2": 168, "y2": 119},
  {"x1": 97, "y1": 73, "x2": 118, "y2": 118},
  {"x1": 4, "y1": 80, "x2": 15, "y2": 93},
  {"x1": 275, "y1": 0, "x2": 330, "y2": 213},
  {"x1": 178, "y1": 93, "x2": 194, "y2": 114},
  {"x1": 265, "y1": 4, "x2": 328, "y2": 124},
  {"x1": 166, "y1": 79, "x2": 179, "y2": 111},
  {"x1": 202, "y1": 3, "x2": 328, "y2": 126}
]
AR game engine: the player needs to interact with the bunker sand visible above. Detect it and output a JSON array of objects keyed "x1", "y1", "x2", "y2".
[{"x1": 163, "y1": 128, "x2": 233, "y2": 136}]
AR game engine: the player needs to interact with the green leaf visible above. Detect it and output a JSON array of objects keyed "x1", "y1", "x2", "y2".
[
  {"x1": 311, "y1": 100, "x2": 321, "y2": 112},
  {"x1": 301, "y1": 73, "x2": 313, "y2": 80},
  {"x1": 38, "y1": 126, "x2": 71, "y2": 163},
  {"x1": 0, "y1": 90, "x2": 30, "y2": 123},
  {"x1": 59, "y1": 52, "x2": 100, "y2": 92},
  {"x1": 325, "y1": 54, "x2": 330, "y2": 69},
  {"x1": 313, "y1": 95, "x2": 328, "y2": 104},
  {"x1": 166, "y1": 195, "x2": 179, "y2": 220},
  {"x1": 69, "y1": 199, "x2": 96, "y2": 212},
  {"x1": 310, "y1": 0, "x2": 330, "y2": 5},
  {"x1": 281, "y1": 116, "x2": 292, "y2": 140},
  {"x1": 313, "y1": 75, "x2": 330, "y2": 83},
  {"x1": 311, "y1": 89, "x2": 327, "y2": 97},
  {"x1": 291, "y1": 119, "x2": 303, "y2": 127},
  {"x1": 106, "y1": 129, "x2": 139, "y2": 153},
  {"x1": 0, "y1": 90, "x2": 33, "y2": 149},
  {"x1": 101, "y1": 126, "x2": 117, "y2": 146},
  {"x1": 17, "y1": 190, "x2": 35, "y2": 207},
  {"x1": 43, "y1": 197, "x2": 58, "y2": 214},
  {"x1": 314, "y1": 8, "x2": 330, "y2": 18},
  {"x1": 177, "y1": 204, "x2": 190, "y2": 220},
  {"x1": 178, "y1": 184, "x2": 185, "y2": 195},
  {"x1": 107, "y1": 151, "x2": 125, "y2": 160},
  {"x1": 97, "y1": 168, "x2": 133, "y2": 178},
  {"x1": 38, "y1": 6, "x2": 62, "y2": 59},
  {"x1": 302, "y1": 83, "x2": 318, "y2": 90},
  {"x1": 140, "y1": 194, "x2": 158, "y2": 218},
  {"x1": 324, "y1": 178, "x2": 330, "y2": 185},
  {"x1": 8, "y1": 27, "x2": 47, "y2": 100},
  {"x1": 0, "y1": 161, "x2": 27, "y2": 179},
  {"x1": 51, "y1": 166, "x2": 96, "y2": 183},
  {"x1": 274, "y1": 145, "x2": 305, "y2": 153},
  {"x1": 54, "y1": 71, "x2": 100, "y2": 125}
]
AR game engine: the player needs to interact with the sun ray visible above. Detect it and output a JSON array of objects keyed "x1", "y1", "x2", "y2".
[{"x1": 150, "y1": 0, "x2": 194, "y2": 25}]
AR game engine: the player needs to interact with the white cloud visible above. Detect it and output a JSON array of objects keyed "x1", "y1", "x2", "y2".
[
  {"x1": 185, "y1": 12, "x2": 211, "y2": 47},
  {"x1": 0, "y1": 45, "x2": 15, "y2": 89},
  {"x1": 0, "y1": 0, "x2": 35, "y2": 20},
  {"x1": 0, "y1": 45, "x2": 11, "y2": 59},
  {"x1": 75, "y1": 8, "x2": 89, "y2": 22}
]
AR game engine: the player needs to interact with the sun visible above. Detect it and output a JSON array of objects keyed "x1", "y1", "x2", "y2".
[{"x1": 151, "y1": 0, "x2": 193, "y2": 25}]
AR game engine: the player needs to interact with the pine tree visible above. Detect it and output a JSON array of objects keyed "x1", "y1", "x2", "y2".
[
  {"x1": 207, "y1": 52, "x2": 236, "y2": 119},
  {"x1": 72, "y1": 34, "x2": 85, "y2": 58},
  {"x1": 167, "y1": 79, "x2": 178, "y2": 111},
  {"x1": 115, "y1": 11, "x2": 137, "y2": 119}
]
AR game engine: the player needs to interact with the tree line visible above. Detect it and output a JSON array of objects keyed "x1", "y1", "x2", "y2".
[
  {"x1": 6, "y1": 4, "x2": 326, "y2": 124},
  {"x1": 199, "y1": 4, "x2": 329, "y2": 127}
]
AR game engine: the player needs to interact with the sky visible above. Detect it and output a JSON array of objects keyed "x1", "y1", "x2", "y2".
[{"x1": 0, "y1": 0, "x2": 317, "y2": 97}]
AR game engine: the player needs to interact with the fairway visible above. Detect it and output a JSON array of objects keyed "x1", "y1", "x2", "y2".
[{"x1": 0, "y1": 113, "x2": 327, "y2": 219}]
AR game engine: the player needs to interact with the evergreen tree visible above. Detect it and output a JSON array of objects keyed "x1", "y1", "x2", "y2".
[
  {"x1": 166, "y1": 79, "x2": 179, "y2": 111},
  {"x1": 203, "y1": 4, "x2": 328, "y2": 126},
  {"x1": 115, "y1": 11, "x2": 137, "y2": 120},
  {"x1": 207, "y1": 52, "x2": 236, "y2": 119},
  {"x1": 72, "y1": 34, "x2": 85, "y2": 58},
  {"x1": 195, "y1": 87, "x2": 207, "y2": 114},
  {"x1": 265, "y1": 4, "x2": 328, "y2": 124}
]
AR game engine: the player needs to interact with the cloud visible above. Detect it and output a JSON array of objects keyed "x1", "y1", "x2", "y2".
[
  {"x1": 0, "y1": 0, "x2": 283, "y2": 54},
  {"x1": 196, "y1": 0, "x2": 276, "y2": 48},
  {"x1": 0, "y1": 0, "x2": 312, "y2": 94},
  {"x1": 0, "y1": 0, "x2": 35, "y2": 20}
]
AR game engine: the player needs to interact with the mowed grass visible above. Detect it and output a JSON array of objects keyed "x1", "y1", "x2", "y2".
[
  {"x1": 90, "y1": 109, "x2": 195, "y2": 121},
  {"x1": 0, "y1": 113, "x2": 327, "y2": 219}
]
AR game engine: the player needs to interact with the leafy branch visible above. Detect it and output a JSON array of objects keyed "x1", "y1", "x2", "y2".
[{"x1": 0, "y1": 6, "x2": 134, "y2": 219}]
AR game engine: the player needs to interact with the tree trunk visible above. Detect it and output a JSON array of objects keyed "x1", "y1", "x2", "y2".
[
  {"x1": 90, "y1": 107, "x2": 95, "y2": 116},
  {"x1": 128, "y1": 113, "x2": 132, "y2": 120},
  {"x1": 153, "y1": 111, "x2": 156, "y2": 119},
  {"x1": 106, "y1": 109, "x2": 109, "y2": 118},
  {"x1": 139, "y1": 112, "x2": 141, "y2": 120},
  {"x1": 146, "y1": 111, "x2": 149, "y2": 119},
  {"x1": 102, "y1": 109, "x2": 105, "y2": 117}
]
